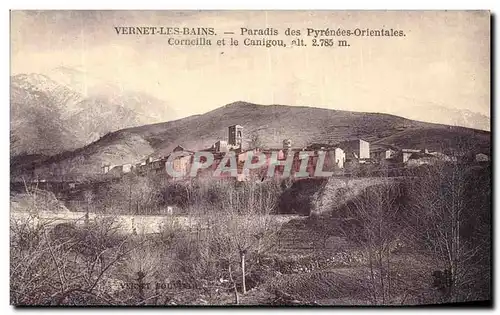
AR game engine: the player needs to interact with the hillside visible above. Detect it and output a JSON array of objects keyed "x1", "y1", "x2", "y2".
[
  {"x1": 10, "y1": 72, "x2": 177, "y2": 157},
  {"x1": 14, "y1": 101, "x2": 491, "y2": 176}
]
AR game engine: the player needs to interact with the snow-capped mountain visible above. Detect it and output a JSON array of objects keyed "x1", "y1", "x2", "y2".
[
  {"x1": 392, "y1": 105, "x2": 490, "y2": 132},
  {"x1": 10, "y1": 71, "x2": 177, "y2": 157}
]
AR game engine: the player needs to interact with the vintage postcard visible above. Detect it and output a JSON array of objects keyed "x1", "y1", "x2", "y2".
[{"x1": 10, "y1": 10, "x2": 491, "y2": 306}]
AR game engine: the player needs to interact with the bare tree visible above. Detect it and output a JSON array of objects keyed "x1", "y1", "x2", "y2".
[
  {"x1": 248, "y1": 132, "x2": 264, "y2": 149},
  {"x1": 104, "y1": 174, "x2": 162, "y2": 215},
  {"x1": 341, "y1": 181, "x2": 405, "y2": 305},
  {"x1": 407, "y1": 159, "x2": 490, "y2": 302},
  {"x1": 199, "y1": 179, "x2": 283, "y2": 302},
  {"x1": 10, "y1": 204, "x2": 143, "y2": 306}
]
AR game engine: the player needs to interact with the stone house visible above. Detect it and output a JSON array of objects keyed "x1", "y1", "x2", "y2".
[
  {"x1": 236, "y1": 145, "x2": 345, "y2": 181},
  {"x1": 213, "y1": 140, "x2": 229, "y2": 153},
  {"x1": 406, "y1": 152, "x2": 440, "y2": 167},
  {"x1": 339, "y1": 139, "x2": 370, "y2": 161},
  {"x1": 164, "y1": 146, "x2": 195, "y2": 179},
  {"x1": 401, "y1": 149, "x2": 422, "y2": 163},
  {"x1": 370, "y1": 146, "x2": 397, "y2": 161},
  {"x1": 107, "y1": 163, "x2": 133, "y2": 176}
]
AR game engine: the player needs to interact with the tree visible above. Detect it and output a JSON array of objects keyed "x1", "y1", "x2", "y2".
[
  {"x1": 341, "y1": 181, "x2": 405, "y2": 304},
  {"x1": 205, "y1": 179, "x2": 283, "y2": 302},
  {"x1": 407, "y1": 161, "x2": 490, "y2": 302},
  {"x1": 103, "y1": 174, "x2": 162, "y2": 215},
  {"x1": 10, "y1": 200, "x2": 141, "y2": 306},
  {"x1": 248, "y1": 132, "x2": 263, "y2": 150}
]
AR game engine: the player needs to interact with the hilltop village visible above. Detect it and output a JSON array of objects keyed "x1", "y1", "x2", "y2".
[{"x1": 101, "y1": 125, "x2": 490, "y2": 181}]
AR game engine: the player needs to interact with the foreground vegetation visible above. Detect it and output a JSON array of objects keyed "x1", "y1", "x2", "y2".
[{"x1": 10, "y1": 162, "x2": 491, "y2": 306}]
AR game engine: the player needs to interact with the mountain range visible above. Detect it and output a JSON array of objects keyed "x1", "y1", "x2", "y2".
[
  {"x1": 391, "y1": 105, "x2": 490, "y2": 132},
  {"x1": 13, "y1": 101, "x2": 490, "y2": 177},
  {"x1": 10, "y1": 67, "x2": 490, "y2": 178},
  {"x1": 10, "y1": 70, "x2": 177, "y2": 157}
]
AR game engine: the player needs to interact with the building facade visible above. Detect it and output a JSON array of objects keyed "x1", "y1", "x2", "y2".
[
  {"x1": 340, "y1": 139, "x2": 370, "y2": 161},
  {"x1": 228, "y1": 124, "x2": 243, "y2": 150}
]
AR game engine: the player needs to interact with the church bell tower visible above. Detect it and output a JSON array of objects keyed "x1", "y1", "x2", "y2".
[{"x1": 228, "y1": 125, "x2": 243, "y2": 150}]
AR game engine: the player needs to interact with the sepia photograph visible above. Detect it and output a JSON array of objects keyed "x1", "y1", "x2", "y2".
[{"x1": 9, "y1": 10, "x2": 491, "y2": 306}]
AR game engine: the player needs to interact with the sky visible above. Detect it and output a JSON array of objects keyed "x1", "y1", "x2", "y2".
[{"x1": 10, "y1": 10, "x2": 490, "y2": 124}]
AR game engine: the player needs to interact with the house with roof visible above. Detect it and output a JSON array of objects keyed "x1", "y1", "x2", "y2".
[
  {"x1": 428, "y1": 151, "x2": 457, "y2": 162},
  {"x1": 234, "y1": 141, "x2": 346, "y2": 181},
  {"x1": 338, "y1": 139, "x2": 370, "y2": 161},
  {"x1": 107, "y1": 163, "x2": 133, "y2": 176},
  {"x1": 401, "y1": 149, "x2": 422, "y2": 163},
  {"x1": 164, "y1": 146, "x2": 195, "y2": 179},
  {"x1": 370, "y1": 145, "x2": 397, "y2": 161},
  {"x1": 406, "y1": 151, "x2": 441, "y2": 167}
]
